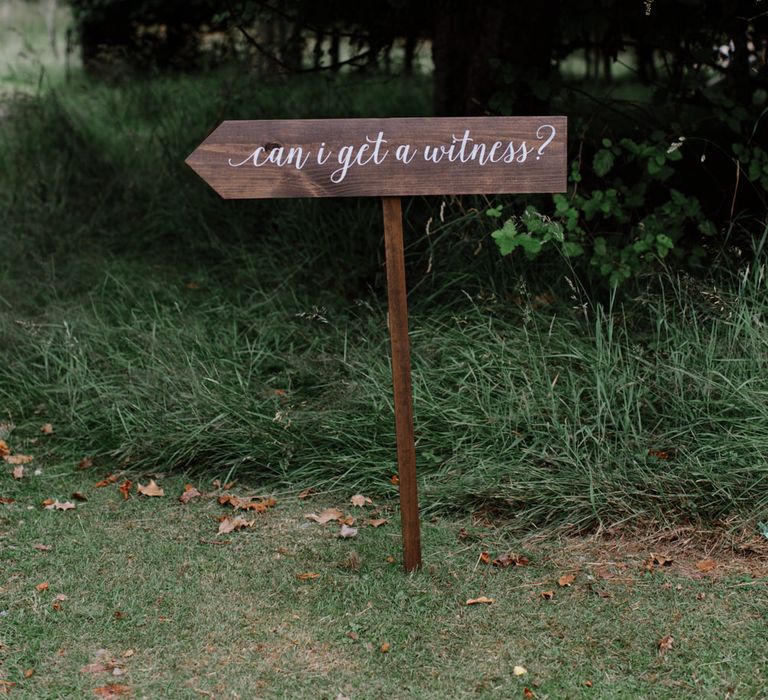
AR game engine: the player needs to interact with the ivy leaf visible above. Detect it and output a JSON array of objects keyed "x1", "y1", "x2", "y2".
[
  {"x1": 593, "y1": 148, "x2": 615, "y2": 177},
  {"x1": 491, "y1": 220, "x2": 519, "y2": 256}
]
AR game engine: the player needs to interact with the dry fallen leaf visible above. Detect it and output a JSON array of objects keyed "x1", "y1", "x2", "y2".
[
  {"x1": 95, "y1": 474, "x2": 118, "y2": 488},
  {"x1": 658, "y1": 634, "x2": 674, "y2": 653},
  {"x1": 339, "y1": 524, "x2": 358, "y2": 538},
  {"x1": 219, "y1": 494, "x2": 276, "y2": 512},
  {"x1": 44, "y1": 500, "x2": 75, "y2": 511},
  {"x1": 390, "y1": 474, "x2": 399, "y2": 485},
  {"x1": 648, "y1": 449, "x2": 670, "y2": 460},
  {"x1": 696, "y1": 559, "x2": 717, "y2": 572},
  {"x1": 366, "y1": 518, "x2": 388, "y2": 528},
  {"x1": 33, "y1": 544, "x2": 52, "y2": 551},
  {"x1": 297, "y1": 487, "x2": 316, "y2": 500},
  {"x1": 0, "y1": 440, "x2": 9, "y2": 458},
  {"x1": 12, "y1": 465, "x2": 24, "y2": 480},
  {"x1": 137, "y1": 479, "x2": 164, "y2": 497},
  {"x1": 305, "y1": 508, "x2": 344, "y2": 524},
  {"x1": 0, "y1": 680, "x2": 16, "y2": 693},
  {"x1": 35, "y1": 581, "x2": 50, "y2": 592},
  {"x1": 646, "y1": 553, "x2": 673, "y2": 570},
  {"x1": 558, "y1": 573, "x2": 576, "y2": 587},
  {"x1": 523, "y1": 688, "x2": 535, "y2": 698},
  {"x1": 72, "y1": 492, "x2": 88, "y2": 502},
  {"x1": 217, "y1": 515, "x2": 255, "y2": 535},
  {"x1": 380, "y1": 643, "x2": 390, "y2": 653},
  {"x1": 54, "y1": 593, "x2": 68, "y2": 602},
  {"x1": 350, "y1": 494, "x2": 372, "y2": 507},
  {"x1": 41, "y1": 423, "x2": 54, "y2": 435},
  {"x1": 339, "y1": 515, "x2": 356, "y2": 526},
  {"x1": 540, "y1": 590, "x2": 555, "y2": 600},
  {"x1": 93, "y1": 684, "x2": 130, "y2": 698},
  {"x1": 179, "y1": 484, "x2": 201, "y2": 504},
  {"x1": 118, "y1": 480, "x2": 132, "y2": 500},
  {"x1": 0, "y1": 497, "x2": 15, "y2": 504},
  {"x1": 78, "y1": 456, "x2": 94, "y2": 470},
  {"x1": 23, "y1": 668, "x2": 34, "y2": 679},
  {"x1": 493, "y1": 552, "x2": 530, "y2": 568},
  {"x1": 513, "y1": 665, "x2": 527, "y2": 676},
  {"x1": 466, "y1": 596, "x2": 494, "y2": 605},
  {"x1": 5, "y1": 454, "x2": 33, "y2": 465},
  {"x1": 296, "y1": 572, "x2": 320, "y2": 581}
]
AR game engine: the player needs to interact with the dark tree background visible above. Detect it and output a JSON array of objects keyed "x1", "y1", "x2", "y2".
[{"x1": 68, "y1": 0, "x2": 767, "y2": 116}]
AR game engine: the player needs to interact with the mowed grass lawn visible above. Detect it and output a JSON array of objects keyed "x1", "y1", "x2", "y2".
[{"x1": 2, "y1": 456, "x2": 766, "y2": 699}]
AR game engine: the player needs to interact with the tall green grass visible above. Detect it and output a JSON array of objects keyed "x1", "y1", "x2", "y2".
[{"x1": 1, "y1": 73, "x2": 767, "y2": 528}]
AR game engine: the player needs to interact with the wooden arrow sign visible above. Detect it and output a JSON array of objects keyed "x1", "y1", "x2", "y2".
[{"x1": 186, "y1": 116, "x2": 567, "y2": 571}]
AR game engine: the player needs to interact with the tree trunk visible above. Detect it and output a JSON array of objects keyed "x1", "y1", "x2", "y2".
[{"x1": 432, "y1": 0, "x2": 559, "y2": 116}]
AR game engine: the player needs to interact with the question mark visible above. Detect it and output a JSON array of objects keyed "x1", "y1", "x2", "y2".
[{"x1": 536, "y1": 124, "x2": 556, "y2": 161}]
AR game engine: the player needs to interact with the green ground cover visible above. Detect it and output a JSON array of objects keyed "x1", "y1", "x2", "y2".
[{"x1": 1, "y1": 465, "x2": 766, "y2": 699}]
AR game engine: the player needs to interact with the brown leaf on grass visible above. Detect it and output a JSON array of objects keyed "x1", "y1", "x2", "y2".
[
  {"x1": 217, "y1": 515, "x2": 255, "y2": 535},
  {"x1": 647, "y1": 553, "x2": 673, "y2": 569},
  {"x1": 113, "y1": 610, "x2": 125, "y2": 620},
  {"x1": 648, "y1": 449, "x2": 670, "y2": 460},
  {"x1": 390, "y1": 474, "x2": 399, "y2": 485},
  {"x1": 137, "y1": 479, "x2": 164, "y2": 497},
  {"x1": 179, "y1": 484, "x2": 201, "y2": 504},
  {"x1": 0, "y1": 440, "x2": 9, "y2": 458},
  {"x1": 78, "y1": 456, "x2": 94, "y2": 470},
  {"x1": 658, "y1": 634, "x2": 674, "y2": 653},
  {"x1": 218, "y1": 494, "x2": 276, "y2": 512},
  {"x1": 380, "y1": 642, "x2": 390, "y2": 653},
  {"x1": 305, "y1": 508, "x2": 344, "y2": 524},
  {"x1": 33, "y1": 544, "x2": 52, "y2": 551},
  {"x1": 72, "y1": 492, "x2": 88, "y2": 502},
  {"x1": 297, "y1": 487, "x2": 317, "y2": 500},
  {"x1": 479, "y1": 551, "x2": 491, "y2": 565},
  {"x1": 23, "y1": 668, "x2": 34, "y2": 679},
  {"x1": 95, "y1": 474, "x2": 118, "y2": 488},
  {"x1": 339, "y1": 524, "x2": 358, "y2": 538},
  {"x1": 0, "y1": 497, "x2": 15, "y2": 504},
  {"x1": 118, "y1": 480, "x2": 132, "y2": 500},
  {"x1": 540, "y1": 590, "x2": 555, "y2": 600},
  {"x1": 296, "y1": 572, "x2": 320, "y2": 581},
  {"x1": 44, "y1": 499, "x2": 75, "y2": 511},
  {"x1": 366, "y1": 518, "x2": 388, "y2": 528},
  {"x1": 493, "y1": 553, "x2": 530, "y2": 568},
  {"x1": 350, "y1": 494, "x2": 372, "y2": 507},
  {"x1": 35, "y1": 581, "x2": 49, "y2": 592},
  {"x1": 5, "y1": 454, "x2": 32, "y2": 465},
  {"x1": 0, "y1": 680, "x2": 16, "y2": 693},
  {"x1": 93, "y1": 684, "x2": 130, "y2": 698},
  {"x1": 523, "y1": 688, "x2": 536, "y2": 698},
  {"x1": 12, "y1": 465, "x2": 24, "y2": 480},
  {"x1": 466, "y1": 596, "x2": 494, "y2": 605},
  {"x1": 558, "y1": 573, "x2": 576, "y2": 587},
  {"x1": 696, "y1": 559, "x2": 717, "y2": 572},
  {"x1": 339, "y1": 515, "x2": 356, "y2": 526},
  {"x1": 41, "y1": 423, "x2": 54, "y2": 435}
]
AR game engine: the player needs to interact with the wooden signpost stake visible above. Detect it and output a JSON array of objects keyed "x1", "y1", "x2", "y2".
[{"x1": 186, "y1": 116, "x2": 567, "y2": 571}]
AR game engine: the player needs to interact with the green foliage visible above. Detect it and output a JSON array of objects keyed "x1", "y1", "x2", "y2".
[{"x1": 489, "y1": 135, "x2": 719, "y2": 285}]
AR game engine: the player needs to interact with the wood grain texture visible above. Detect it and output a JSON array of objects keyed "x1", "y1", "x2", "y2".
[
  {"x1": 186, "y1": 116, "x2": 566, "y2": 199},
  {"x1": 382, "y1": 196, "x2": 422, "y2": 572}
]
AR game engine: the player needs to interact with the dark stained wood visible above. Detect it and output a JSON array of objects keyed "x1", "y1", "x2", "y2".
[
  {"x1": 382, "y1": 196, "x2": 422, "y2": 572},
  {"x1": 186, "y1": 116, "x2": 567, "y2": 199}
]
